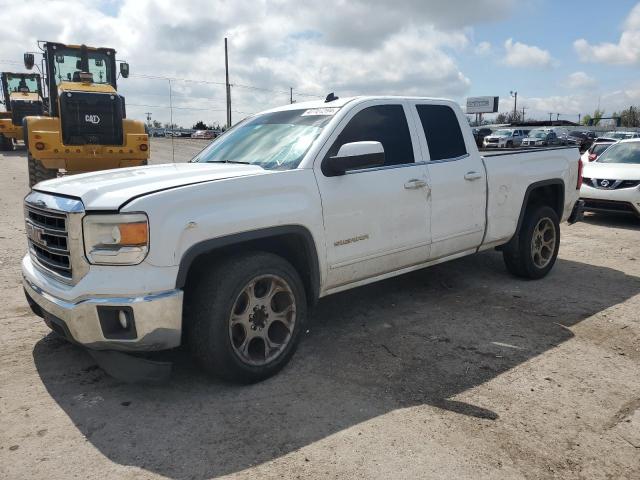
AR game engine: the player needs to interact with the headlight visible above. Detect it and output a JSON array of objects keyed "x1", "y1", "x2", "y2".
[{"x1": 83, "y1": 213, "x2": 149, "y2": 265}]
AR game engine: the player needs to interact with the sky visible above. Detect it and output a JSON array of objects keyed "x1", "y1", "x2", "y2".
[{"x1": 1, "y1": 0, "x2": 640, "y2": 127}]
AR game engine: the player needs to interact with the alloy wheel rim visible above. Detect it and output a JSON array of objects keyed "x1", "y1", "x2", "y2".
[
  {"x1": 531, "y1": 217, "x2": 556, "y2": 269},
  {"x1": 228, "y1": 274, "x2": 296, "y2": 366}
]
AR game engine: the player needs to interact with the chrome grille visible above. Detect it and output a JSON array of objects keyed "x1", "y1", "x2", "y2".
[
  {"x1": 25, "y1": 204, "x2": 72, "y2": 279},
  {"x1": 24, "y1": 191, "x2": 88, "y2": 285}
]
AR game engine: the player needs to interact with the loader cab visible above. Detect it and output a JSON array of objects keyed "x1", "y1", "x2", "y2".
[
  {"x1": 30, "y1": 42, "x2": 131, "y2": 146},
  {"x1": 0, "y1": 72, "x2": 44, "y2": 124},
  {"x1": 40, "y1": 42, "x2": 121, "y2": 117}
]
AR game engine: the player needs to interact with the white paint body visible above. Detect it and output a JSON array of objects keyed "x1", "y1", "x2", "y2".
[{"x1": 24, "y1": 96, "x2": 581, "y2": 349}]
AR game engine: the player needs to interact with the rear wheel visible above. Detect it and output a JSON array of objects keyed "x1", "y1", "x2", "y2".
[
  {"x1": 28, "y1": 153, "x2": 58, "y2": 187},
  {"x1": 503, "y1": 205, "x2": 560, "y2": 279},
  {"x1": 185, "y1": 251, "x2": 307, "y2": 383}
]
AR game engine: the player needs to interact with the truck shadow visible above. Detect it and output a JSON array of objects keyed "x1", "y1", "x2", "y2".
[
  {"x1": 582, "y1": 212, "x2": 640, "y2": 231},
  {"x1": 32, "y1": 251, "x2": 640, "y2": 479}
]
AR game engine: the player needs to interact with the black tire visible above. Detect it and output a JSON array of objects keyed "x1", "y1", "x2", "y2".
[
  {"x1": 506, "y1": 141, "x2": 513, "y2": 148},
  {"x1": 0, "y1": 134, "x2": 13, "y2": 151},
  {"x1": 184, "y1": 251, "x2": 307, "y2": 383},
  {"x1": 28, "y1": 153, "x2": 58, "y2": 187},
  {"x1": 502, "y1": 205, "x2": 560, "y2": 279}
]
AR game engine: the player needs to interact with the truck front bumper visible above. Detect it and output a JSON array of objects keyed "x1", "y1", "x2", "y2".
[{"x1": 23, "y1": 275, "x2": 183, "y2": 352}]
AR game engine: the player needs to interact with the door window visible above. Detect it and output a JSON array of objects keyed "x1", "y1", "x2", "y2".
[
  {"x1": 326, "y1": 105, "x2": 414, "y2": 167},
  {"x1": 415, "y1": 104, "x2": 467, "y2": 161}
]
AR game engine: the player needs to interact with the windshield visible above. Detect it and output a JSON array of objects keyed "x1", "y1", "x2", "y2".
[
  {"x1": 569, "y1": 131, "x2": 584, "y2": 137},
  {"x1": 192, "y1": 108, "x2": 338, "y2": 170},
  {"x1": 596, "y1": 142, "x2": 640, "y2": 164},
  {"x1": 493, "y1": 129, "x2": 513, "y2": 137},
  {"x1": 591, "y1": 143, "x2": 613, "y2": 156},
  {"x1": 529, "y1": 130, "x2": 547, "y2": 138},
  {"x1": 52, "y1": 47, "x2": 114, "y2": 85},
  {"x1": 5, "y1": 74, "x2": 38, "y2": 93}
]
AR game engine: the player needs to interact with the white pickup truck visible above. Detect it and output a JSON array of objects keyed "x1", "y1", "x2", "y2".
[{"x1": 22, "y1": 96, "x2": 583, "y2": 382}]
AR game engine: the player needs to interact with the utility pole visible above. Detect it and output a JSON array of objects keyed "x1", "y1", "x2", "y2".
[
  {"x1": 521, "y1": 107, "x2": 525, "y2": 123},
  {"x1": 290, "y1": 87, "x2": 293, "y2": 104},
  {"x1": 510, "y1": 90, "x2": 517, "y2": 120},
  {"x1": 145, "y1": 112, "x2": 152, "y2": 125},
  {"x1": 556, "y1": 113, "x2": 560, "y2": 121},
  {"x1": 548, "y1": 112, "x2": 553, "y2": 123},
  {"x1": 578, "y1": 113, "x2": 581, "y2": 124},
  {"x1": 168, "y1": 78, "x2": 174, "y2": 163},
  {"x1": 225, "y1": 37, "x2": 232, "y2": 129}
]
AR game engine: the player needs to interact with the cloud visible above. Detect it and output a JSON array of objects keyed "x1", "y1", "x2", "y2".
[
  {"x1": 0, "y1": 0, "x2": 519, "y2": 126},
  {"x1": 574, "y1": 3, "x2": 640, "y2": 64},
  {"x1": 502, "y1": 38, "x2": 554, "y2": 68},
  {"x1": 564, "y1": 71, "x2": 597, "y2": 89},
  {"x1": 474, "y1": 41, "x2": 492, "y2": 56}
]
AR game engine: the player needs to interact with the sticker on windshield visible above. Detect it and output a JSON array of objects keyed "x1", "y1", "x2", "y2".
[{"x1": 301, "y1": 107, "x2": 340, "y2": 116}]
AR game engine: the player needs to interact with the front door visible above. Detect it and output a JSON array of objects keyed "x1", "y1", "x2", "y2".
[{"x1": 314, "y1": 101, "x2": 431, "y2": 290}]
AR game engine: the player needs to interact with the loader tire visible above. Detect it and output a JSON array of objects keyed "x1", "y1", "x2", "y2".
[{"x1": 28, "y1": 153, "x2": 57, "y2": 187}]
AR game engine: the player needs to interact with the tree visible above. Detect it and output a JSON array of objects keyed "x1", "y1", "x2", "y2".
[
  {"x1": 495, "y1": 111, "x2": 522, "y2": 124},
  {"x1": 152, "y1": 120, "x2": 162, "y2": 128},
  {"x1": 619, "y1": 106, "x2": 640, "y2": 127},
  {"x1": 192, "y1": 120, "x2": 208, "y2": 130}
]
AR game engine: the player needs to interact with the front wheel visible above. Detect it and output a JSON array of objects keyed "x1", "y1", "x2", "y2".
[
  {"x1": 28, "y1": 153, "x2": 58, "y2": 187},
  {"x1": 185, "y1": 251, "x2": 307, "y2": 383},
  {"x1": 503, "y1": 205, "x2": 560, "y2": 279}
]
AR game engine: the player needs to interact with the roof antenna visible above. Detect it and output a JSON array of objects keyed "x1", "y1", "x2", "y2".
[{"x1": 325, "y1": 92, "x2": 338, "y2": 103}]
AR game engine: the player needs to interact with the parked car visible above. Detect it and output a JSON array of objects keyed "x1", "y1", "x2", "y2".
[
  {"x1": 522, "y1": 129, "x2": 560, "y2": 147},
  {"x1": 482, "y1": 128, "x2": 525, "y2": 148},
  {"x1": 580, "y1": 138, "x2": 617, "y2": 164},
  {"x1": 603, "y1": 131, "x2": 640, "y2": 140},
  {"x1": 549, "y1": 127, "x2": 569, "y2": 145},
  {"x1": 568, "y1": 130, "x2": 596, "y2": 151},
  {"x1": 191, "y1": 130, "x2": 215, "y2": 140},
  {"x1": 22, "y1": 96, "x2": 582, "y2": 383},
  {"x1": 581, "y1": 138, "x2": 640, "y2": 217},
  {"x1": 472, "y1": 127, "x2": 492, "y2": 148}
]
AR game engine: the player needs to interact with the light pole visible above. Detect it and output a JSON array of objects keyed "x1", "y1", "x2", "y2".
[{"x1": 510, "y1": 90, "x2": 518, "y2": 121}]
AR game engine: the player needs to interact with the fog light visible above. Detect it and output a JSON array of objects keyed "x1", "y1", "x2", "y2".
[
  {"x1": 118, "y1": 310, "x2": 128, "y2": 329},
  {"x1": 139, "y1": 143, "x2": 148, "y2": 152},
  {"x1": 35, "y1": 142, "x2": 45, "y2": 150}
]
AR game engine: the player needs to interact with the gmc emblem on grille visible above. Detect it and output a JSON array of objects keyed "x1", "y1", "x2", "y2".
[
  {"x1": 26, "y1": 223, "x2": 46, "y2": 246},
  {"x1": 85, "y1": 114, "x2": 101, "y2": 124}
]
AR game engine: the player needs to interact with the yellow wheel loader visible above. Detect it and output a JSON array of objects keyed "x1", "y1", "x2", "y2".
[
  {"x1": 23, "y1": 42, "x2": 149, "y2": 187},
  {"x1": 0, "y1": 72, "x2": 45, "y2": 151}
]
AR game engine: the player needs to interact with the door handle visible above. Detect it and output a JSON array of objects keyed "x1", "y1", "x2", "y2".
[
  {"x1": 404, "y1": 179, "x2": 427, "y2": 190},
  {"x1": 464, "y1": 171, "x2": 482, "y2": 181}
]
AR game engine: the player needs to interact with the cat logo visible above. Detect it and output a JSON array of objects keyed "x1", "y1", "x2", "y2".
[{"x1": 85, "y1": 114, "x2": 101, "y2": 124}]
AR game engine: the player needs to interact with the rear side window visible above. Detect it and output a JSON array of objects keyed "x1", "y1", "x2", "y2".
[
  {"x1": 327, "y1": 105, "x2": 414, "y2": 167},
  {"x1": 416, "y1": 104, "x2": 467, "y2": 161}
]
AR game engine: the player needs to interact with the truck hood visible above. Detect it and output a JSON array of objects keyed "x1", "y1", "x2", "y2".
[
  {"x1": 583, "y1": 162, "x2": 640, "y2": 180},
  {"x1": 34, "y1": 163, "x2": 268, "y2": 210}
]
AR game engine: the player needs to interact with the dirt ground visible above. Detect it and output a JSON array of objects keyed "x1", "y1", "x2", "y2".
[{"x1": 1, "y1": 140, "x2": 639, "y2": 479}]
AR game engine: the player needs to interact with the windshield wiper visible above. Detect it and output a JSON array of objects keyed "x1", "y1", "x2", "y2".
[{"x1": 206, "y1": 159, "x2": 251, "y2": 165}]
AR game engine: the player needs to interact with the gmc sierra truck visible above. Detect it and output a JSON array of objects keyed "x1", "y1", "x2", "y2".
[{"x1": 22, "y1": 96, "x2": 583, "y2": 383}]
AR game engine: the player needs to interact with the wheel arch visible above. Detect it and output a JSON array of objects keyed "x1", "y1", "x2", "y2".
[
  {"x1": 509, "y1": 179, "x2": 565, "y2": 245},
  {"x1": 176, "y1": 225, "x2": 321, "y2": 306}
]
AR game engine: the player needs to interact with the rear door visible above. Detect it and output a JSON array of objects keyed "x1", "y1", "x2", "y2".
[
  {"x1": 314, "y1": 100, "x2": 431, "y2": 290},
  {"x1": 409, "y1": 102, "x2": 486, "y2": 260}
]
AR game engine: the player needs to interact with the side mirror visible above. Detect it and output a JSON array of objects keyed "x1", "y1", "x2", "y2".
[
  {"x1": 323, "y1": 141, "x2": 385, "y2": 176},
  {"x1": 24, "y1": 53, "x2": 34, "y2": 70},
  {"x1": 120, "y1": 62, "x2": 130, "y2": 78}
]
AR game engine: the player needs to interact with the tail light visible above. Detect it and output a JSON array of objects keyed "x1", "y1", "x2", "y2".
[
  {"x1": 35, "y1": 142, "x2": 45, "y2": 151},
  {"x1": 588, "y1": 153, "x2": 597, "y2": 161},
  {"x1": 577, "y1": 157, "x2": 583, "y2": 189},
  {"x1": 139, "y1": 144, "x2": 148, "y2": 152}
]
